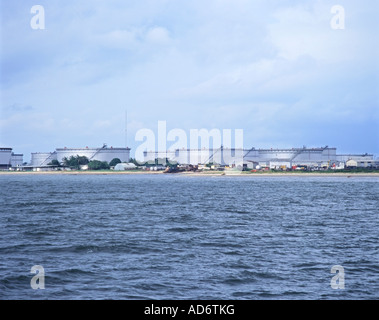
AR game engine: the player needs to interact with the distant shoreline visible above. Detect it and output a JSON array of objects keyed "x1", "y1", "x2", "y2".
[{"x1": 0, "y1": 171, "x2": 378, "y2": 178}]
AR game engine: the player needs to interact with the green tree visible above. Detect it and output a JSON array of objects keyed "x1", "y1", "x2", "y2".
[
  {"x1": 129, "y1": 158, "x2": 140, "y2": 166},
  {"x1": 101, "y1": 161, "x2": 110, "y2": 170},
  {"x1": 88, "y1": 160, "x2": 110, "y2": 170},
  {"x1": 109, "y1": 158, "x2": 122, "y2": 167},
  {"x1": 62, "y1": 155, "x2": 89, "y2": 169},
  {"x1": 48, "y1": 160, "x2": 61, "y2": 166},
  {"x1": 63, "y1": 156, "x2": 75, "y2": 168},
  {"x1": 77, "y1": 156, "x2": 89, "y2": 165}
]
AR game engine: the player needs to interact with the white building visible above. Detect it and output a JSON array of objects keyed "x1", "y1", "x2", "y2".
[
  {"x1": 336, "y1": 154, "x2": 374, "y2": 162},
  {"x1": 142, "y1": 148, "x2": 243, "y2": 166},
  {"x1": 0, "y1": 148, "x2": 24, "y2": 169},
  {"x1": 56, "y1": 145, "x2": 130, "y2": 164},
  {"x1": 10, "y1": 153, "x2": 24, "y2": 167},
  {"x1": 29, "y1": 144, "x2": 131, "y2": 167},
  {"x1": 244, "y1": 146, "x2": 337, "y2": 169},
  {"x1": 0, "y1": 148, "x2": 12, "y2": 169},
  {"x1": 30, "y1": 152, "x2": 58, "y2": 167},
  {"x1": 141, "y1": 146, "x2": 338, "y2": 168},
  {"x1": 337, "y1": 154, "x2": 377, "y2": 169},
  {"x1": 114, "y1": 163, "x2": 137, "y2": 171},
  {"x1": 346, "y1": 159, "x2": 379, "y2": 168}
]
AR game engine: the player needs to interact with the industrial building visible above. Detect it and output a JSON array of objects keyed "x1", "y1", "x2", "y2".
[
  {"x1": 0, "y1": 148, "x2": 24, "y2": 169},
  {"x1": 141, "y1": 146, "x2": 378, "y2": 170},
  {"x1": 30, "y1": 152, "x2": 58, "y2": 167},
  {"x1": 142, "y1": 148, "x2": 239, "y2": 166},
  {"x1": 142, "y1": 146, "x2": 337, "y2": 168},
  {"x1": 345, "y1": 159, "x2": 378, "y2": 169},
  {"x1": 336, "y1": 154, "x2": 374, "y2": 162},
  {"x1": 29, "y1": 144, "x2": 131, "y2": 167},
  {"x1": 244, "y1": 146, "x2": 337, "y2": 169},
  {"x1": 8, "y1": 143, "x2": 377, "y2": 171},
  {"x1": 337, "y1": 154, "x2": 377, "y2": 169},
  {"x1": 56, "y1": 146, "x2": 130, "y2": 164}
]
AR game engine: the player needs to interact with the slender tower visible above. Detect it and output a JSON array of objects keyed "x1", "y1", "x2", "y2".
[{"x1": 125, "y1": 110, "x2": 128, "y2": 148}]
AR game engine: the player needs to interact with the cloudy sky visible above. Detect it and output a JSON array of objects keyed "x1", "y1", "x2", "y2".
[{"x1": 1, "y1": 0, "x2": 378, "y2": 161}]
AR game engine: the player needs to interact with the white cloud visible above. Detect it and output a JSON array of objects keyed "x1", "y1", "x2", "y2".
[
  {"x1": 267, "y1": 1, "x2": 375, "y2": 63},
  {"x1": 145, "y1": 27, "x2": 171, "y2": 44},
  {"x1": 1, "y1": 0, "x2": 378, "y2": 156}
]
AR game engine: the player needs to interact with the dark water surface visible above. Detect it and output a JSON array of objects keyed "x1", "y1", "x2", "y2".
[{"x1": 0, "y1": 174, "x2": 378, "y2": 300}]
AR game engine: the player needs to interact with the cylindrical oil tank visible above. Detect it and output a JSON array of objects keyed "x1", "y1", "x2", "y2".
[
  {"x1": 56, "y1": 147, "x2": 130, "y2": 163},
  {"x1": 30, "y1": 152, "x2": 57, "y2": 166},
  {"x1": 0, "y1": 148, "x2": 12, "y2": 167}
]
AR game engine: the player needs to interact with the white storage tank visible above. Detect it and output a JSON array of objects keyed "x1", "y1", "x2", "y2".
[
  {"x1": 11, "y1": 153, "x2": 24, "y2": 167},
  {"x1": 0, "y1": 148, "x2": 12, "y2": 168},
  {"x1": 30, "y1": 152, "x2": 57, "y2": 166},
  {"x1": 56, "y1": 146, "x2": 130, "y2": 164}
]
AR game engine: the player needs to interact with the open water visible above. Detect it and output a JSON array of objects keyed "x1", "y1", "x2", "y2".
[{"x1": 0, "y1": 174, "x2": 378, "y2": 300}]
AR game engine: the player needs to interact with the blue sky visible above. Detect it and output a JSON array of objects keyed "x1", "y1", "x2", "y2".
[{"x1": 1, "y1": 0, "x2": 378, "y2": 161}]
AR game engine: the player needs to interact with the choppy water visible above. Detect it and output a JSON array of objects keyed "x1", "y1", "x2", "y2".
[{"x1": 0, "y1": 174, "x2": 378, "y2": 300}]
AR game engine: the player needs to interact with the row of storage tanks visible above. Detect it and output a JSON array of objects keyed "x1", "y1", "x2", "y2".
[
  {"x1": 30, "y1": 147, "x2": 131, "y2": 166},
  {"x1": 142, "y1": 147, "x2": 376, "y2": 168},
  {"x1": 22, "y1": 146, "x2": 378, "y2": 168},
  {"x1": 143, "y1": 147, "x2": 339, "y2": 167},
  {"x1": 33, "y1": 146, "x2": 338, "y2": 167}
]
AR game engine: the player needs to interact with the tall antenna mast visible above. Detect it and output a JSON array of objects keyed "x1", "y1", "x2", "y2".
[{"x1": 125, "y1": 110, "x2": 128, "y2": 148}]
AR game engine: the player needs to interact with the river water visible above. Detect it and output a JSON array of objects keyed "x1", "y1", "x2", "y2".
[{"x1": 0, "y1": 174, "x2": 378, "y2": 300}]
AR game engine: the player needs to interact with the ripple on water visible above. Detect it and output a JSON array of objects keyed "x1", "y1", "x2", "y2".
[{"x1": 0, "y1": 174, "x2": 378, "y2": 299}]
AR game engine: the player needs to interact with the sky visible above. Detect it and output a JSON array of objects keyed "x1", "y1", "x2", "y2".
[{"x1": 1, "y1": 0, "x2": 378, "y2": 161}]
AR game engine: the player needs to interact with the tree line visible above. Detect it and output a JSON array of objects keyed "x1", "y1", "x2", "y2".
[
  {"x1": 49, "y1": 156, "x2": 122, "y2": 170},
  {"x1": 48, "y1": 156, "x2": 178, "y2": 170}
]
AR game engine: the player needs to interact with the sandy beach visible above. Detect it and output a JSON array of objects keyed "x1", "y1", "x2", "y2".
[{"x1": 1, "y1": 170, "x2": 378, "y2": 177}]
